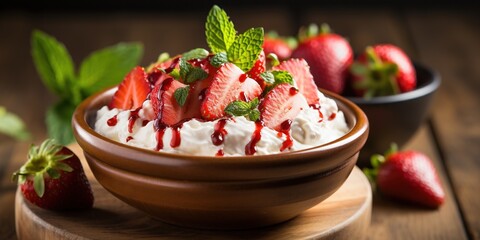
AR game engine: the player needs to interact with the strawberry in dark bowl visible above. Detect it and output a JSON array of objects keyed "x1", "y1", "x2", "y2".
[
  {"x1": 346, "y1": 44, "x2": 441, "y2": 166},
  {"x1": 71, "y1": 5, "x2": 369, "y2": 230}
]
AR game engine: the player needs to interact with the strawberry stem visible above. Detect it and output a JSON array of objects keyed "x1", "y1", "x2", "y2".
[
  {"x1": 352, "y1": 47, "x2": 401, "y2": 98},
  {"x1": 12, "y1": 139, "x2": 73, "y2": 198},
  {"x1": 362, "y1": 143, "x2": 399, "y2": 190}
]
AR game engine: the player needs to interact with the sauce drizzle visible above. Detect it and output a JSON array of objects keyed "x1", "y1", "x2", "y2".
[
  {"x1": 245, "y1": 121, "x2": 263, "y2": 155},
  {"x1": 211, "y1": 119, "x2": 228, "y2": 146}
]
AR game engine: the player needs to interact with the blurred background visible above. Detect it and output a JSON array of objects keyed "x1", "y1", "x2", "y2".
[{"x1": 1, "y1": 1, "x2": 479, "y2": 239}]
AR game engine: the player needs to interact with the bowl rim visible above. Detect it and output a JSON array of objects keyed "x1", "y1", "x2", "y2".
[
  {"x1": 72, "y1": 86, "x2": 368, "y2": 166},
  {"x1": 346, "y1": 62, "x2": 441, "y2": 105}
]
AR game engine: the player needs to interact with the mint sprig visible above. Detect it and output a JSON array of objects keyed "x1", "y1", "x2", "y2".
[
  {"x1": 224, "y1": 98, "x2": 260, "y2": 121},
  {"x1": 31, "y1": 30, "x2": 143, "y2": 144},
  {"x1": 179, "y1": 58, "x2": 208, "y2": 84},
  {"x1": 205, "y1": 5, "x2": 264, "y2": 72},
  {"x1": 261, "y1": 70, "x2": 294, "y2": 94},
  {"x1": 206, "y1": 5, "x2": 236, "y2": 53},
  {"x1": 227, "y1": 28, "x2": 264, "y2": 72}
]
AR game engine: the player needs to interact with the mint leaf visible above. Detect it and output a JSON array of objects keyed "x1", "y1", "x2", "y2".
[
  {"x1": 205, "y1": 5, "x2": 236, "y2": 53},
  {"x1": 46, "y1": 101, "x2": 76, "y2": 145},
  {"x1": 179, "y1": 58, "x2": 208, "y2": 83},
  {"x1": 182, "y1": 48, "x2": 209, "y2": 61},
  {"x1": 0, "y1": 107, "x2": 31, "y2": 141},
  {"x1": 227, "y1": 27, "x2": 264, "y2": 72},
  {"x1": 224, "y1": 98, "x2": 260, "y2": 121},
  {"x1": 78, "y1": 43, "x2": 143, "y2": 97},
  {"x1": 248, "y1": 109, "x2": 260, "y2": 121},
  {"x1": 225, "y1": 101, "x2": 251, "y2": 116},
  {"x1": 272, "y1": 70, "x2": 294, "y2": 85},
  {"x1": 174, "y1": 86, "x2": 190, "y2": 106},
  {"x1": 210, "y1": 52, "x2": 228, "y2": 67},
  {"x1": 260, "y1": 72, "x2": 275, "y2": 84},
  {"x1": 31, "y1": 30, "x2": 75, "y2": 99},
  {"x1": 185, "y1": 67, "x2": 208, "y2": 83}
]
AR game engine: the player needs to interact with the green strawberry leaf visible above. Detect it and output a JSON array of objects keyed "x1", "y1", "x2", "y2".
[
  {"x1": 227, "y1": 27, "x2": 264, "y2": 72},
  {"x1": 33, "y1": 172, "x2": 45, "y2": 197},
  {"x1": 174, "y1": 86, "x2": 190, "y2": 107},
  {"x1": 0, "y1": 107, "x2": 31, "y2": 141},
  {"x1": 46, "y1": 100, "x2": 76, "y2": 145},
  {"x1": 31, "y1": 30, "x2": 75, "y2": 99},
  {"x1": 46, "y1": 168, "x2": 61, "y2": 179},
  {"x1": 205, "y1": 5, "x2": 236, "y2": 53},
  {"x1": 78, "y1": 43, "x2": 143, "y2": 97}
]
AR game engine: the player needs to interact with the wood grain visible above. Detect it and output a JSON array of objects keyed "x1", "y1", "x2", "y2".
[
  {"x1": 15, "y1": 144, "x2": 371, "y2": 240},
  {"x1": 1, "y1": 6, "x2": 479, "y2": 240},
  {"x1": 405, "y1": 10, "x2": 480, "y2": 240}
]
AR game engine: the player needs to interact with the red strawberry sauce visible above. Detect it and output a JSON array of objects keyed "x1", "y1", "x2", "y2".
[
  {"x1": 245, "y1": 120, "x2": 263, "y2": 155},
  {"x1": 128, "y1": 108, "x2": 141, "y2": 133},
  {"x1": 328, "y1": 112, "x2": 336, "y2": 121},
  {"x1": 310, "y1": 103, "x2": 324, "y2": 122},
  {"x1": 279, "y1": 119, "x2": 293, "y2": 151},
  {"x1": 239, "y1": 73, "x2": 248, "y2": 83},
  {"x1": 154, "y1": 119, "x2": 167, "y2": 151},
  {"x1": 107, "y1": 115, "x2": 118, "y2": 126},
  {"x1": 216, "y1": 149, "x2": 225, "y2": 157},
  {"x1": 289, "y1": 87, "x2": 298, "y2": 96},
  {"x1": 170, "y1": 124, "x2": 182, "y2": 148},
  {"x1": 211, "y1": 119, "x2": 228, "y2": 146}
]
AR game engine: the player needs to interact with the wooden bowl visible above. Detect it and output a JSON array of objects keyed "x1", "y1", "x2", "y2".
[
  {"x1": 347, "y1": 63, "x2": 440, "y2": 167},
  {"x1": 72, "y1": 88, "x2": 369, "y2": 230}
]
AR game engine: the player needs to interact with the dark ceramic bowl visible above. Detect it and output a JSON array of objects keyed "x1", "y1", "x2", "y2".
[
  {"x1": 72, "y1": 88, "x2": 368, "y2": 230},
  {"x1": 347, "y1": 63, "x2": 440, "y2": 167}
]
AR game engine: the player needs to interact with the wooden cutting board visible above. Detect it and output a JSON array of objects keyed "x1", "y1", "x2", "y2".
[{"x1": 15, "y1": 144, "x2": 372, "y2": 239}]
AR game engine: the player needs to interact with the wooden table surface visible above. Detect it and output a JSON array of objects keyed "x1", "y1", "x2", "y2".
[{"x1": 1, "y1": 3, "x2": 479, "y2": 240}]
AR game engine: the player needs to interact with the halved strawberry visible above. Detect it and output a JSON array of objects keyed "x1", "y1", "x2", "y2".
[
  {"x1": 247, "y1": 50, "x2": 266, "y2": 87},
  {"x1": 151, "y1": 78, "x2": 189, "y2": 126},
  {"x1": 273, "y1": 58, "x2": 319, "y2": 105},
  {"x1": 259, "y1": 83, "x2": 308, "y2": 131},
  {"x1": 201, "y1": 63, "x2": 262, "y2": 120},
  {"x1": 109, "y1": 66, "x2": 150, "y2": 110}
]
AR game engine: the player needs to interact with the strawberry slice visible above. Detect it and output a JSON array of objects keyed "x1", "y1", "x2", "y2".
[
  {"x1": 259, "y1": 83, "x2": 308, "y2": 131},
  {"x1": 151, "y1": 78, "x2": 190, "y2": 126},
  {"x1": 273, "y1": 58, "x2": 319, "y2": 105},
  {"x1": 247, "y1": 50, "x2": 266, "y2": 88},
  {"x1": 109, "y1": 66, "x2": 150, "y2": 110},
  {"x1": 201, "y1": 63, "x2": 262, "y2": 120}
]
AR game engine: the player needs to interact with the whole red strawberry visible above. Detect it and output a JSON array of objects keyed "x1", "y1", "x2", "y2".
[
  {"x1": 363, "y1": 144, "x2": 445, "y2": 208},
  {"x1": 13, "y1": 139, "x2": 94, "y2": 210},
  {"x1": 292, "y1": 24, "x2": 353, "y2": 94},
  {"x1": 263, "y1": 36, "x2": 292, "y2": 61},
  {"x1": 350, "y1": 44, "x2": 416, "y2": 98}
]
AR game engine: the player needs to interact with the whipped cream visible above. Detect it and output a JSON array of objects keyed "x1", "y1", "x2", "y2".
[{"x1": 94, "y1": 91, "x2": 349, "y2": 156}]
